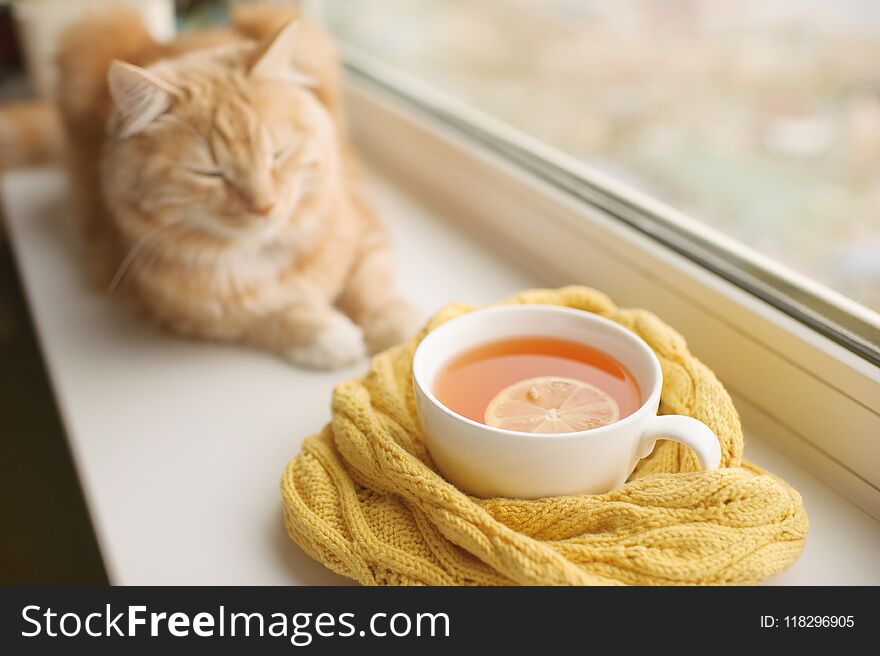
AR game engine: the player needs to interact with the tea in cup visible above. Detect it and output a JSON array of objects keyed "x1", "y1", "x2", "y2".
[{"x1": 412, "y1": 305, "x2": 721, "y2": 498}]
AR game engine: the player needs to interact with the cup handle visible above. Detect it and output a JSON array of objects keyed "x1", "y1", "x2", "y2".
[{"x1": 638, "y1": 415, "x2": 722, "y2": 470}]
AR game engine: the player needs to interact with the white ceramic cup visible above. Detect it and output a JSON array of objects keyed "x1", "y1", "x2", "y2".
[{"x1": 412, "y1": 305, "x2": 722, "y2": 499}]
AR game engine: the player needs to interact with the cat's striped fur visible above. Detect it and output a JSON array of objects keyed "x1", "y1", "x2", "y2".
[{"x1": 2, "y1": 5, "x2": 419, "y2": 368}]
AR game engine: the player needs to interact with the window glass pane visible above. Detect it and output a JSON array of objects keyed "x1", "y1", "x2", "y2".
[{"x1": 324, "y1": 0, "x2": 880, "y2": 317}]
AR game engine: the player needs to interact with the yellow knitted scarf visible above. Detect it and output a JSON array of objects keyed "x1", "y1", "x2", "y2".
[{"x1": 281, "y1": 286, "x2": 808, "y2": 585}]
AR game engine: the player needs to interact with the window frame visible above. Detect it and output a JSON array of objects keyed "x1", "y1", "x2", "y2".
[{"x1": 340, "y1": 48, "x2": 880, "y2": 519}]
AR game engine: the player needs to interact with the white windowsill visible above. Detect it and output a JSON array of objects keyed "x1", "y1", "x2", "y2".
[{"x1": 2, "y1": 166, "x2": 878, "y2": 585}]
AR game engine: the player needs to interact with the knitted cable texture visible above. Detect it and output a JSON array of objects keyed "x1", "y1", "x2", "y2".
[{"x1": 281, "y1": 286, "x2": 808, "y2": 585}]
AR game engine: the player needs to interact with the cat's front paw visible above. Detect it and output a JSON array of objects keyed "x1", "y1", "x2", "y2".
[
  {"x1": 362, "y1": 298, "x2": 425, "y2": 354},
  {"x1": 286, "y1": 314, "x2": 367, "y2": 370}
]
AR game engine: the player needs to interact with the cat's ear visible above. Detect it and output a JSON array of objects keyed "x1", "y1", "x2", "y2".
[
  {"x1": 108, "y1": 60, "x2": 181, "y2": 138},
  {"x1": 249, "y1": 20, "x2": 317, "y2": 87}
]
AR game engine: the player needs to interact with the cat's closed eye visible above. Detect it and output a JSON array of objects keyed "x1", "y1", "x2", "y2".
[
  {"x1": 273, "y1": 145, "x2": 295, "y2": 165},
  {"x1": 187, "y1": 166, "x2": 224, "y2": 179}
]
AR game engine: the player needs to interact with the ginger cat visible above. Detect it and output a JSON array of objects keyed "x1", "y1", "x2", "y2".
[{"x1": 19, "y1": 6, "x2": 420, "y2": 369}]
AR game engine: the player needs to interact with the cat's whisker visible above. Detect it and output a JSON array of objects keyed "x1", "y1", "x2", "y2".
[
  {"x1": 108, "y1": 232, "x2": 161, "y2": 294},
  {"x1": 133, "y1": 228, "x2": 180, "y2": 275},
  {"x1": 108, "y1": 221, "x2": 193, "y2": 293}
]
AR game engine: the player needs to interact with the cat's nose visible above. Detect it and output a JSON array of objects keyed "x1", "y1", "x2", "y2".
[{"x1": 251, "y1": 202, "x2": 275, "y2": 217}]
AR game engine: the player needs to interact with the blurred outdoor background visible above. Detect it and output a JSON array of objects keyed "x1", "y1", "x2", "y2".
[{"x1": 323, "y1": 0, "x2": 880, "y2": 314}]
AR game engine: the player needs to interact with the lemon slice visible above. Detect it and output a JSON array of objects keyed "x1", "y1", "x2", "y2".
[{"x1": 484, "y1": 376, "x2": 620, "y2": 434}]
